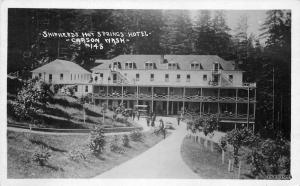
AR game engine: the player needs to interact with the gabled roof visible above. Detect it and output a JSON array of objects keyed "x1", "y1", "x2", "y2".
[
  {"x1": 91, "y1": 55, "x2": 236, "y2": 71},
  {"x1": 32, "y1": 59, "x2": 91, "y2": 74}
]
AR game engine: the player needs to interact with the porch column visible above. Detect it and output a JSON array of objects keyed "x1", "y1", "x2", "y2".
[
  {"x1": 183, "y1": 87, "x2": 186, "y2": 114},
  {"x1": 151, "y1": 86, "x2": 154, "y2": 113},
  {"x1": 136, "y1": 85, "x2": 139, "y2": 106},
  {"x1": 121, "y1": 84, "x2": 124, "y2": 104},
  {"x1": 167, "y1": 87, "x2": 170, "y2": 115},
  {"x1": 106, "y1": 85, "x2": 109, "y2": 107},
  {"x1": 235, "y1": 88, "x2": 238, "y2": 119},
  {"x1": 247, "y1": 86, "x2": 250, "y2": 128},
  {"x1": 217, "y1": 88, "x2": 220, "y2": 131},
  {"x1": 171, "y1": 101, "x2": 174, "y2": 115}
]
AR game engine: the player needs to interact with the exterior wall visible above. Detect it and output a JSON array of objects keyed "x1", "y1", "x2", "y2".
[
  {"x1": 91, "y1": 69, "x2": 244, "y2": 87},
  {"x1": 32, "y1": 72, "x2": 92, "y2": 84},
  {"x1": 74, "y1": 84, "x2": 93, "y2": 97}
]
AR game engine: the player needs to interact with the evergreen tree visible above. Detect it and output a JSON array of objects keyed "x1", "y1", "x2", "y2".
[{"x1": 160, "y1": 10, "x2": 193, "y2": 54}]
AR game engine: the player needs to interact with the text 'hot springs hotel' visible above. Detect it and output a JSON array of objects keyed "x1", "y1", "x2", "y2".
[{"x1": 32, "y1": 55, "x2": 256, "y2": 131}]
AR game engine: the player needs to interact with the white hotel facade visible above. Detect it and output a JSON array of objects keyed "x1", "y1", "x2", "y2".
[{"x1": 32, "y1": 55, "x2": 256, "y2": 131}]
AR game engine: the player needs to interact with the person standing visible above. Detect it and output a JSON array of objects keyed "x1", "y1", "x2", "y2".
[
  {"x1": 177, "y1": 115, "x2": 181, "y2": 126},
  {"x1": 132, "y1": 111, "x2": 135, "y2": 120},
  {"x1": 159, "y1": 119, "x2": 166, "y2": 139},
  {"x1": 137, "y1": 111, "x2": 140, "y2": 120},
  {"x1": 146, "y1": 116, "x2": 150, "y2": 127}
]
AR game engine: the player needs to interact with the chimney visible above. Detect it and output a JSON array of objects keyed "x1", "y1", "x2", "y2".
[{"x1": 160, "y1": 54, "x2": 164, "y2": 64}]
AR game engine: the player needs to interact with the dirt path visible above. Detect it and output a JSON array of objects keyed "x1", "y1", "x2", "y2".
[{"x1": 95, "y1": 117, "x2": 199, "y2": 179}]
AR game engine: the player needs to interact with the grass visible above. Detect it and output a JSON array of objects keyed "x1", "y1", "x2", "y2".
[
  {"x1": 7, "y1": 129, "x2": 166, "y2": 178},
  {"x1": 8, "y1": 95, "x2": 133, "y2": 129},
  {"x1": 180, "y1": 136, "x2": 252, "y2": 179}
]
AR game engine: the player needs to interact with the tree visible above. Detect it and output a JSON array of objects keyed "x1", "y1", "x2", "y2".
[
  {"x1": 257, "y1": 10, "x2": 291, "y2": 138},
  {"x1": 225, "y1": 127, "x2": 259, "y2": 165},
  {"x1": 160, "y1": 10, "x2": 193, "y2": 54},
  {"x1": 10, "y1": 79, "x2": 53, "y2": 122}
]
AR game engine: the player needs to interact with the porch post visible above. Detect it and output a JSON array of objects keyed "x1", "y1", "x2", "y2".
[
  {"x1": 121, "y1": 83, "x2": 124, "y2": 104},
  {"x1": 217, "y1": 88, "x2": 220, "y2": 131},
  {"x1": 235, "y1": 88, "x2": 238, "y2": 119},
  {"x1": 151, "y1": 86, "x2": 154, "y2": 113},
  {"x1": 247, "y1": 86, "x2": 250, "y2": 128},
  {"x1": 183, "y1": 87, "x2": 186, "y2": 114},
  {"x1": 167, "y1": 87, "x2": 170, "y2": 115}
]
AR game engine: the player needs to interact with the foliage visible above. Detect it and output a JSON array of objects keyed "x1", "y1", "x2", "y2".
[
  {"x1": 130, "y1": 130, "x2": 143, "y2": 142},
  {"x1": 187, "y1": 115, "x2": 218, "y2": 136},
  {"x1": 88, "y1": 127, "x2": 106, "y2": 155},
  {"x1": 110, "y1": 135, "x2": 125, "y2": 154},
  {"x1": 31, "y1": 147, "x2": 51, "y2": 166},
  {"x1": 8, "y1": 79, "x2": 53, "y2": 122},
  {"x1": 122, "y1": 134, "x2": 130, "y2": 147},
  {"x1": 225, "y1": 127, "x2": 259, "y2": 165},
  {"x1": 67, "y1": 148, "x2": 87, "y2": 161}
]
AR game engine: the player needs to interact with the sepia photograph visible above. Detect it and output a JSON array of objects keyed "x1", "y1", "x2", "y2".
[{"x1": 1, "y1": 0, "x2": 298, "y2": 184}]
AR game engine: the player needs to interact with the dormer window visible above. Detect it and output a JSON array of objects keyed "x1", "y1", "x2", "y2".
[
  {"x1": 125, "y1": 62, "x2": 136, "y2": 70},
  {"x1": 112, "y1": 62, "x2": 122, "y2": 70},
  {"x1": 145, "y1": 61, "x2": 155, "y2": 70},
  {"x1": 191, "y1": 62, "x2": 202, "y2": 70},
  {"x1": 213, "y1": 62, "x2": 223, "y2": 71},
  {"x1": 168, "y1": 62, "x2": 178, "y2": 70}
]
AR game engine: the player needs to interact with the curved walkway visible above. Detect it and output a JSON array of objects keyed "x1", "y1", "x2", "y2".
[{"x1": 96, "y1": 117, "x2": 199, "y2": 179}]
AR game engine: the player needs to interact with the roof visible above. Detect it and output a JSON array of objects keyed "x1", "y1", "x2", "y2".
[
  {"x1": 31, "y1": 59, "x2": 91, "y2": 74},
  {"x1": 91, "y1": 55, "x2": 236, "y2": 71}
]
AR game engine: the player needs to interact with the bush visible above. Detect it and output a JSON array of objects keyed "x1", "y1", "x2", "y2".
[
  {"x1": 130, "y1": 130, "x2": 143, "y2": 142},
  {"x1": 68, "y1": 148, "x2": 87, "y2": 161},
  {"x1": 31, "y1": 147, "x2": 51, "y2": 166},
  {"x1": 122, "y1": 134, "x2": 130, "y2": 147},
  {"x1": 110, "y1": 135, "x2": 125, "y2": 154},
  {"x1": 89, "y1": 127, "x2": 106, "y2": 155}
]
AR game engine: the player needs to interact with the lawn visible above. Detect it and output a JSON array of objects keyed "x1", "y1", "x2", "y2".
[
  {"x1": 180, "y1": 136, "x2": 252, "y2": 179},
  {"x1": 7, "y1": 129, "x2": 167, "y2": 178}
]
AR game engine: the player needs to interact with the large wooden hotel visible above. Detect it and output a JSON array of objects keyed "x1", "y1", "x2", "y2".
[{"x1": 32, "y1": 55, "x2": 256, "y2": 131}]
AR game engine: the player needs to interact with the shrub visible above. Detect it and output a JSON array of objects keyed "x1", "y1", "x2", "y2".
[
  {"x1": 68, "y1": 148, "x2": 87, "y2": 161},
  {"x1": 110, "y1": 135, "x2": 125, "y2": 154},
  {"x1": 122, "y1": 134, "x2": 130, "y2": 147},
  {"x1": 89, "y1": 127, "x2": 106, "y2": 155},
  {"x1": 130, "y1": 130, "x2": 143, "y2": 142},
  {"x1": 31, "y1": 147, "x2": 51, "y2": 166}
]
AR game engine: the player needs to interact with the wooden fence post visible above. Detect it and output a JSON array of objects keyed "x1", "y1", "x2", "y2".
[
  {"x1": 222, "y1": 150, "x2": 225, "y2": 164},
  {"x1": 238, "y1": 161, "x2": 242, "y2": 179},
  {"x1": 228, "y1": 159, "x2": 231, "y2": 172}
]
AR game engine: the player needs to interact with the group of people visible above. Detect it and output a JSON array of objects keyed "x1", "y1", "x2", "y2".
[
  {"x1": 146, "y1": 112, "x2": 157, "y2": 127},
  {"x1": 131, "y1": 110, "x2": 141, "y2": 121}
]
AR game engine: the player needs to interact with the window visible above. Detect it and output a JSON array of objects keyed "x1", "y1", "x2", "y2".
[
  {"x1": 100, "y1": 73, "x2": 103, "y2": 78},
  {"x1": 214, "y1": 63, "x2": 219, "y2": 71},
  {"x1": 49, "y1": 74, "x2": 52, "y2": 83},
  {"x1": 85, "y1": 86, "x2": 88, "y2": 92},
  {"x1": 145, "y1": 62, "x2": 155, "y2": 70},
  {"x1": 228, "y1": 74, "x2": 233, "y2": 82},
  {"x1": 191, "y1": 63, "x2": 201, "y2": 70},
  {"x1": 165, "y1": 74, "x2": 169, "y2": 82},
  {"x1": 187, "y1": 74, "x2": 190, "y2": 82},
  {"x1": 75, "y1": 86, "x2": 78, "y2": 92},
  {"x1": 168, "y1": 63, "x2": 178, "y2": 70},
  {"x1": 95, "y1": 76, "x2": 98, "y2": 82},
  {"x1": 203, "y1": 74, "x2": 207, "y2": 81},
  {"x1": 176, "y1": 74, "x2": 180, "y2": 82},
  {"x1": 136, "y1": 73, "x2": 140, "y2": 81},
  {"x1": 60, "y1": 73, "x2": 63, "y2": 80},
  {"x1": 125, "y1": 63, "x2": 129, "y2": 69},
  {"x1": 125, "y1": 62, "x2": 136, "y2": 69},
  {"x1": 150, "y1": 74, "x2": 154, "y2": 81},
  {"x1": 39, "y1": 73, "x2": 42, "y2": 78}
]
